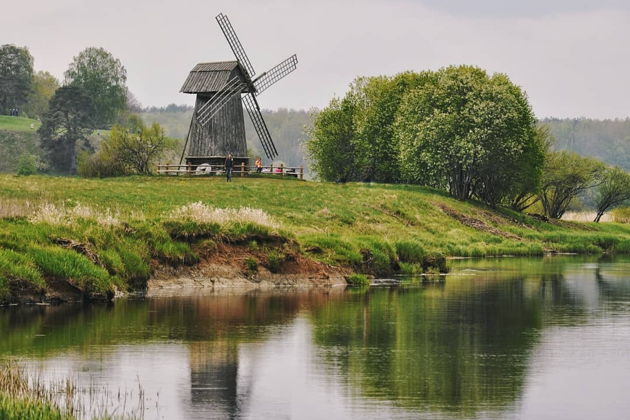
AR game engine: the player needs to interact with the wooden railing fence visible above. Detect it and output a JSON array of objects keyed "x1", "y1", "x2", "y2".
[{"x1": 156, "y1": 163, "x2": 304, "y2": 179}]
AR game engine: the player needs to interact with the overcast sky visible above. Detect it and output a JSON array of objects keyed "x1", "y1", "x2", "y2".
[{"x1": 2, "y1": 0, "x2": 630, "y2": 118}]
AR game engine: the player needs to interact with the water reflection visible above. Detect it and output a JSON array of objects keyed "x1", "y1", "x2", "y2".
[{"x1": 1, "y1": 257, "x2": 630, "y2": 419}]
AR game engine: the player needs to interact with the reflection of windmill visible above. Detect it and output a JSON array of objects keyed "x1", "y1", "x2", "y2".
[{"x1": 179, "y1": 13, "x2": 298, "y2": 167}]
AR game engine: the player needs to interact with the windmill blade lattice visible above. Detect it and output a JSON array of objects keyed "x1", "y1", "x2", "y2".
[
  {"x1": 216, "y1": 13, "x2": 255, "y2": 79},
  {"x1": 254, "y1": 54, "x2": 298, "y2": 95},
  {"x1": 243, "y1": 93, "x2": 277, "y2": 159},
  {"x1": 196, "y1": 77, "x2": 248, "y2": 126}
]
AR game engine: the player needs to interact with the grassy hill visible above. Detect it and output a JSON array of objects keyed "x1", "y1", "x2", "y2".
[
  {"x1": 0, "y1": 116, "x2": 41, "y2": 132},
  {"x1": 1, "y1": 175, "x2": 629, "y2": 304},
  {"x1": 0, "y1": 116, "x2": 41, "y2": 173}
]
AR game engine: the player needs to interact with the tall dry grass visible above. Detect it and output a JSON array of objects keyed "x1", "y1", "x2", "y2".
[
  {"x1": 28, "y1": 203, "x2": 120, "y2": 227},
  {"x1": 169, "y1": 201, "x2": 279, "y2": 229},
  {"x1": 0, "y1": 199, "x2": 37, "y2": 219},
  {"x1": 562, "y1": 211, "x2": 612, "y2": 223}
]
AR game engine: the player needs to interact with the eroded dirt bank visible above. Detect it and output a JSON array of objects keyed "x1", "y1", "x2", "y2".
[{"x1": 148, "y1": 242, "x2": 349, "y2": 296}]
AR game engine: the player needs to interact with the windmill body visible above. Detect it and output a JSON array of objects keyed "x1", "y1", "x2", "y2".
[
  {"x1": 179, "y1": 13, "x2": 298, "y2": 168},
  {"x1": 180, "y1": 61, "x2": 250, "y2": 166}
]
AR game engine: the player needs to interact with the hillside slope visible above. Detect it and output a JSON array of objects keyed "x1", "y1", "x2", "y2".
[
  {"x1": 1, "y1": 175, "x2": 629, "y2": 304},
  {"x1": 0, "y1": 116, "x2": 41, "y2": 173}
]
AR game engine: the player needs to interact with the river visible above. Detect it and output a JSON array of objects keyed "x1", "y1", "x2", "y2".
[{"x1": 2, "y1": 256, "x2": 630, "y2": 419}]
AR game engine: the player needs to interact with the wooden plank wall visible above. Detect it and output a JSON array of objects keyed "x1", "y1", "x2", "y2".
[{"x1": 188, "y1": 94, "x2": 248, "y2": 157}]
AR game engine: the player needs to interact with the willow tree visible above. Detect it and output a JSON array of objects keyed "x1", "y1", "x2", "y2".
[
  {"x1": 593, "y1": 166, "x2": 630, "y2": 222},
  {"x1": 539, "y1": 151, "x2": 604, "y2": 219},
  {"x1": 395, "y1": 65, "x2": 541, "y2": 204}
]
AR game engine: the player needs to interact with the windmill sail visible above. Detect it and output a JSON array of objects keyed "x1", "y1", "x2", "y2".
[
  {"x1": 180, "y1": 13, "x2": 296, "y2": 165},
  {"x1": 196, "y1": 77, "x2": 248, "y2": 126},
  {"x1": 242, "y1": 93, "x2": 277, "y2": 159},
  {"x1": 254, "y1": 55, "x2": 298, "y2": 95},
  {"x1": 216, "y1": 13, "x2": 255, "y2": 79}
]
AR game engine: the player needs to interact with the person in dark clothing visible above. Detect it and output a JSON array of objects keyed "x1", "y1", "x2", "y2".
[{"x1": 225, "y1": 153, "x2": 234, "y2": 182}]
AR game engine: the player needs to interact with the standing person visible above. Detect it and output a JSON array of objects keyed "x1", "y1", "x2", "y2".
[
  {"x1": 225, "y1": 153, "x2": 234, "y2": 182},
  {"x1": 255, "y1": 157, "x2": 263, "y2": 173}
]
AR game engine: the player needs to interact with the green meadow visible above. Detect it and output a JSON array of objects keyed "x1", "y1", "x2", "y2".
[{"x1": 1, "y1": 174, "x2": 630, "y2": 304}]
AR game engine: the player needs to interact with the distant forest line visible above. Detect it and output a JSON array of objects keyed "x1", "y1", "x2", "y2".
[
  {"x1": 139, "y1": 106, "x2": 630, "y2": 171},
  {"x1": 140, "y1": 107, "x2": 313, "y2": 169},
  {"x1": 1, "y1": 108, "x2": 628, "y2": 174}
]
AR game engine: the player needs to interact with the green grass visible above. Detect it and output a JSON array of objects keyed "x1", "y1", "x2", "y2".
[
  {"x1": 1, "y1": 175, "x2": 630, "y2": 303},
  {"x1": 346, "y1": 273, "x2": 370, "y2": 287},
  {"x1": 0, "y1": 394, "x2": 73, "y2": 420},
  {"x1": 0, "y1": 116, "x2": 40, "y2": 132}
]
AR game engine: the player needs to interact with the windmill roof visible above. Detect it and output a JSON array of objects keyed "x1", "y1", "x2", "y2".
[{"x1": 180, "y1": 61, "x2": 248, "y2": 94}]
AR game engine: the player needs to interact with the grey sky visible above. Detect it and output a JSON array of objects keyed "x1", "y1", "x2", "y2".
[{"x1": 2, "y1": 0, "x2": 629, "y2": 118}]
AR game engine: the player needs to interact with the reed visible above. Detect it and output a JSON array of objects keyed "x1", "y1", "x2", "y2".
[{"x1": 0, "y1": 362, "x2": 148, "y2": 420}]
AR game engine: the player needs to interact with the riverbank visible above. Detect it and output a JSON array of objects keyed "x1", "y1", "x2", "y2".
[{"x1": 1, "y1": 175, "x2": 630, "y2": 304}]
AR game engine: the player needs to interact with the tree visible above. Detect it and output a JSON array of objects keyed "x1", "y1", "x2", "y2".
[
  {"x1": 509, "y1": 125, "x2": 552, "y2": 211},
  {"x1": 593, "y1": 166, "x2": 630, "y2": 222},
  {"x1": 64, "y1": 47, "x2": 128, "y2": 128},
  {"x1": 396, "y1": 66, "x2": 540, "y2": 204},
  {"x1": 307, "y1": 97, "x2": 358, "y2": 182},
  {"x1": 38, "y1": 86, "x2": 94, "y2": 174},
  {"x1": 351, "y1": 72, "x2": 430, "y2": 182},
  {"x1": 538, "y1": 151, "x2": 604, "y2": 219},
  {"x1": 23, "y1": 71, "x2": 60, "y2": 119},
  {"x1": 307, "y1": 72, "x2": 430, "y2": 183},
  {"x1": 79, "y1": 117, "x2": 175, "y2": 177},
  {"x1": 0, "y1": 44, "x2": 33, "y2": 115}
]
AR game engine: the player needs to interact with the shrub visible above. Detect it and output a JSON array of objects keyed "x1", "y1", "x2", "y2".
[
  {"x1": 16, "y1": 154, "x2": 38, "y2": 176},
  {"x1": 244, "y1": 256, "x2": 258, "y2": 273},
  {"x1": 346, "y1": 273, "x2": 370, "y2": 287},
  {"x1": 77, "y1": 149, "x2": 128, "y2": 178},
  {"x1": 265, "y1": 250, "x2": 285, "y2": 273},
  {"x1": 394, "y1": 240, "x2": 425, "y2": 263}
]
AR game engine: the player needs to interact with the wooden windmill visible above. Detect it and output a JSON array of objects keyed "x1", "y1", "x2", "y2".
[{"x1": 180, "y1": 13, "x2": 298, "y2": 167}]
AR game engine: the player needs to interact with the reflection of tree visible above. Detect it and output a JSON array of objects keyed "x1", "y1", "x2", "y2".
[
  {"x1": 310, "y1": 280, "x2": 543, "y2": 416},
  {"x1": 594, "y1": 260, "x2": 630, "y2": 308}
]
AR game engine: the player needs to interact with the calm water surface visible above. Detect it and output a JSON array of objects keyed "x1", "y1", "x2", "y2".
[{"x1": 2, "y1": 257, "x2": 630, "y2": 419}]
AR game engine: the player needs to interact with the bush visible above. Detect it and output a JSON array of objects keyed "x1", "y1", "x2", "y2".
[
  {"x1": 16, "y1": 153, "x2": 38, "y2": 176},
  {"x1": 265, "y1": 250, "x2": 285, "y2": 273},
  {"x1": 346, "y1": 273, "x2": 370, "y2": 287},
  {"x1": 395, "y1": 240, "x2": 425, "y2": 263},
  {"x1": 77, "y1": 150, "x2": 128, "y2": 178},
  {"x1": 244, "y1": 256, "x2": 258, "y2": 273}
]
